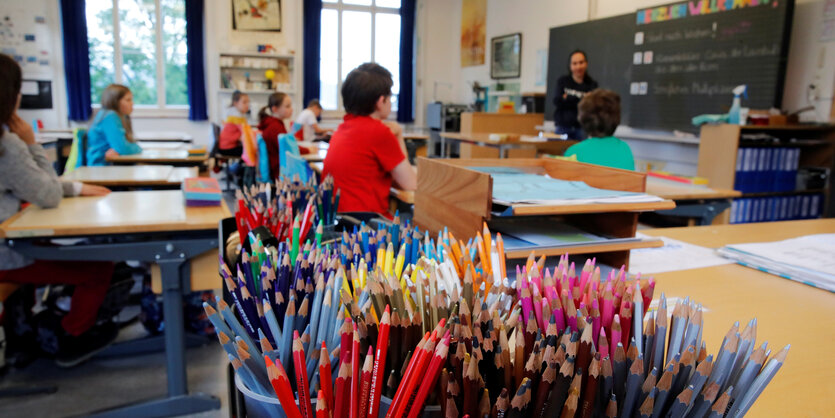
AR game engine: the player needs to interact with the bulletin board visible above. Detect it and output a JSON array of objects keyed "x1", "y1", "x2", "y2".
[{"x1": 0, "y1": 3, "x2": 54, "y2": 77}]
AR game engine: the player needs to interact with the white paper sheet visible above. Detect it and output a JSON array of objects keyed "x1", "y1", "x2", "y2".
[{"x1": 629, "y1": 234, "x2": 732, "y2": 274}]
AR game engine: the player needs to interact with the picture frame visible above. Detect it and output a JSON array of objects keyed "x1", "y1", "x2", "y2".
[
  {"x1": 491, "y1": 33, "x2": 522, "y2": 79},
  {"x1": 232, "y1": 0, "x2": 282, "y2": 32}
]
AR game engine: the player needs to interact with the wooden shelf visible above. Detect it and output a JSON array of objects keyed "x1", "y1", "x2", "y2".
[
  {"x1": 741, "y1": 189, "x2": 826, "y2": 198},
  {"x1": 503, "y1": 238, "x2": 664, "y2": 259},
  {"x1": 740, "y1": 124, "x2": 833, "y2": 131},
  {"x1": 414, "y1": 157, "x2": 676, "y2": 267},
  {"x1": 219, "y1": 51, "x2": 294, "y2": 59},
  {"x1": 504, "y1": 200, "x2": 675, "y2": 216}
]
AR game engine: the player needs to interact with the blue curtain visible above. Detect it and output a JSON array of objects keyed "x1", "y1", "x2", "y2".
[
  {"x1": 397, "y1": 0, "x2": 416, "y2": 123},
  {"x1": 186, "y1": 0, "x2": 208, "y2": 121},
  {"x1": 303, "y1": 0, "x2": 322, "y2": 107},
  {"x1": 60, "y1": 0, "x2": 92, "y2": 122}
]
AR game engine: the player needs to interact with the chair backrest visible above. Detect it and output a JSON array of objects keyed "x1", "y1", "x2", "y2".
[
  {"x1": 278, "y1": 132, "x2": 302, "y2": 176},
  {"x1": 282, "y1": 151, "x2": 311, "y2": 183},
  {"x1": 63, "y1": 128, "x2": 88, "y2": 173},
  {"x1": 210, "y1": 122, "x2": 222, "y2": 155}
]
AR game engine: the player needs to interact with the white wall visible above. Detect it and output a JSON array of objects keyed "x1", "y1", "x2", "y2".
[
  {"x1": 416, "y1": 0, "x2": 835, "y2": 126},
  {"x1": 204, "y1": 0, "x2": 303, "y2": 124}
]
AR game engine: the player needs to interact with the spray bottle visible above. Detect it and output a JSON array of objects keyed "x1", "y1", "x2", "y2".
[{"x1": 728, "y1": 84, "x2": 748, "y2": 125}]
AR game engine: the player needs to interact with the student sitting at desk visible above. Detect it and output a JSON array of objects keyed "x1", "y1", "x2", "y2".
[
  {"x1": 86, "y1": 84, "x2": 142, "y2": 166},
  {"x1": 564, "y1": 89, "x2": 635, "y2": 171},
  {"x1": 218, "y1": 91, "x2": 250, "y2": 158},
  {"x1": 323, "y1": 63, "x2": 416, "y2": 217},
  {"x1": 294, "y1": 99, "x2": 331, "y2": 141},
  {"x1": 0, "y1": 54, "x2": 116, "y2": 367}
]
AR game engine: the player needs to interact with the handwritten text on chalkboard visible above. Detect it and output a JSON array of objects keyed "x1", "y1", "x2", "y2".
[{"x1": 637, "y1": 0, "x2": 777, "y2": 24}]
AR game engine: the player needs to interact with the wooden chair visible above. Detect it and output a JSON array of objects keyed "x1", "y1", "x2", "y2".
[{"x1": 210, "y1": 123, "x2": 239, "y2": 190}]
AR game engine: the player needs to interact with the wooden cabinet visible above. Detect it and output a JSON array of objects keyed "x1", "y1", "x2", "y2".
[{"x1": 697, "y1": 124, "x2": 835, "y2": 223}]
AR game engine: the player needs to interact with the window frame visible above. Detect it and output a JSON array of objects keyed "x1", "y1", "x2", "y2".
[
  {"x1": 320, "y1": 0, "x2": 400, "y2": 119},
  {"x1": 89, "y1": 0, "x2": 189, "y2": 117}
]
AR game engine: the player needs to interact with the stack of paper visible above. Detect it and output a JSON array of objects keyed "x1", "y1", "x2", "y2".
[
  {"x1": 717, "y1": 234, "x2": 835, "y2": 292},
  {"x1": 491, "y1": 220, "x2": 640, "y2": 251},
  {"x1": 182, "y1": 177, "x2": 222, "y2": 206},
  {"x1": 471, "y1": 167, "x2": 663, "y2": 205}
]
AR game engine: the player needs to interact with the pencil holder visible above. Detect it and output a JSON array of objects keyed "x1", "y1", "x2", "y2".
[{"x1": 235, "y1": 373, "x2": 319, "y2": 418}]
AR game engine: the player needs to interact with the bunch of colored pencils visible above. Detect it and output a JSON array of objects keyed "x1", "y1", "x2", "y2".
[
  {"x1": 234, "y1": 176, "x2": 340, "y2": 243},
  {"x1": 337, "y1": 212, "x2": 422, "y2": 271},
  {"x1": 211, "y1": 220, "x2": 788, "y2": 418}
]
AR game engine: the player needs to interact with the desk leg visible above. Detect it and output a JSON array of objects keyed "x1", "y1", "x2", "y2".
[
  {"x1": 499, "y1": 145, "x2": 508, "y2": 159},
  {"x1": 88, "y1": 259, "x2": 220, "y2": 418}
]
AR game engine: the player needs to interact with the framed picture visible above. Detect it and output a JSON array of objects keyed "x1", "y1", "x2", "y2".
[
  {"x1": 232, "y1": 0, "x2": 282, "y2": 32},
  {"x1": 491, "y1": 33, "x2": 521, "y2": 79}
]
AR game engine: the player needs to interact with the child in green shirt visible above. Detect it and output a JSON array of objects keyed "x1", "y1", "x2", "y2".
[{"x1": 564, "y1": 89, "x2": 635, "y2": 171}]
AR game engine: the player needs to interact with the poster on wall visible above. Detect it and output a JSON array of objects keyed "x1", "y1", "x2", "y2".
[
  {"x1": 491, "y1": 33, "x2": 521, "y2": 79},
  {"x1": 460, "y1": 0, "x2": 486, "y2": 67},
  {"x1": 232, "y1": 0, "x2": 282, "y2": 32}
]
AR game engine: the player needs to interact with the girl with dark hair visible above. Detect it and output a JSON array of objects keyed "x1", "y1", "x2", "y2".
[
  {"x1": 0, "y1": 54, "x2": 117, "y2": 367},
  {"x1": 552, "y1": 50, "x2": 598, "y2": 139},
  {"x1": 86, "y1": 83, "x2": 142, "y2": 165}
]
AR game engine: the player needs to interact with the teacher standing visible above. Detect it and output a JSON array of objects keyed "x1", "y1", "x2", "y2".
[{"x1": 553, "y1": 50, "x2": 598, "y2": 139}]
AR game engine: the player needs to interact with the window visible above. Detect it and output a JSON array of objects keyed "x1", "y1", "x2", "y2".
[
  {"x1": 320, "y1": 0, "x2": 401, "y2": 112},
  {"x1": 86, "y1": 0, "x2": 188, "y2": 110}
]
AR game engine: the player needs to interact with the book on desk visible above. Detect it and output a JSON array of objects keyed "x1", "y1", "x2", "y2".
[{"x1": 182, "y1": 177, "x2": 222, "y2": 206}]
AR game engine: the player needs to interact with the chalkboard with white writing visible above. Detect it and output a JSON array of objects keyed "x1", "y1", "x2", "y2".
[
  {"x1": 545, "y1": 0, "x2": 794, "y2": 133},
  {"x1": 629, "y1": 0, "x2": 794, "y2": 132}
]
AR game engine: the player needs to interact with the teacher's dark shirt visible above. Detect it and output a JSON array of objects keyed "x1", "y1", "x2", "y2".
[{"x1": 553, "y1": 75, "x2": 598, "y2": 130}]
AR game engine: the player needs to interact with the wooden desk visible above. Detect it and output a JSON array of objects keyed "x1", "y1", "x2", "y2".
[
  {"x1": 645, "y1": 177, "x2": 742, "y2": 225},
  {"x1": 641, "y1": 219, "x2": 835, "y2": 417},
  {"x1": 61, "y1": 166, "x2": 197, "y2": 187},
  {"x1": 133, "y1": 131, "x2": 193, "y2": 143},
  {"x1": 300, "y1": 142, "x2": 328, "y2": 162},
  {"x1": 106, "y1": 149, "x2": 208, "y2": 166},
  {"x1": 0, "y1": 190, "x2": 227, "y2": 416},
  {"x1": 439, "y1": 132, "x2": 576, "y2": 158}
]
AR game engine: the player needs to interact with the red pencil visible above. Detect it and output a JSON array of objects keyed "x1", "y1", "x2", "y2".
[
  {"x1": 293, "y1": 331, "x2": 314, "y2": 418},
  {"x1": 350, "y1": 325, "x2": 361, "y2": 418},
  {"x1": 384, "y1": 332, "x2": 430, "y2": 418},
  {"x1": 358, "y1": 347, "x2": 374, "y2": 418},
  {"x1": 367, "y1": 305, "x2": 391, "y2": 418},
  {"x1": 406, "y1": 331, "x2": 451, "y2": 418},
  {"x1": 316, "y1": 389, "x2": 329, "y2": 418},
  {"x1": 333, "y1": 347, "x2": 352, "y2": 418},
  {"x1": 319, "y1": 342, "x2": 334, "y2": 417},
  {"x1": 390, "y1": 337, "x2": 436, "y2": 418},
  {"x1": 265, "y1": 355, "x2": 303, "y2": 418}
]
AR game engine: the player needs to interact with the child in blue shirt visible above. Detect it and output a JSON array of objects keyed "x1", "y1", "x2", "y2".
[{"x1": 86, "y1": 84, "x2": 142, "y2": 165}]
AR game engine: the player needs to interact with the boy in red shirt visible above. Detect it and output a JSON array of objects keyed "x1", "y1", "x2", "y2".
[{"x1": 323, "y1": 63, "x2": 416, "y2": 216}]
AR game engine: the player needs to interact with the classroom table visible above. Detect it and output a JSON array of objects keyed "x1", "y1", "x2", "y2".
[
  {"x1": 640, "y1": 219, "x2": 835, "y2": 417},
  {"x1": 61, "y1": 165, "x2": 198, "y2": 188},
  {"x1": 0, "y1": 190, "x2": 229, "y2": 416},
  {"x1": 106, "y1": 149, "x2": 208, "y2": 166},
  {"x1": 644, "y1": 176, "x2": 741, "y2": 225},
  {"x1": 439, "y1": 132, "x2": 575, "y2": 158},
  {"x1": 299, "y1": 141, "x2": 329, "y2": 162}
]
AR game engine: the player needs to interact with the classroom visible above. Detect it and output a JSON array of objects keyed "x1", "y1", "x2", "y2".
[{"x1": 0, "y1": 0, "x2": 831, "y2": 417}]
